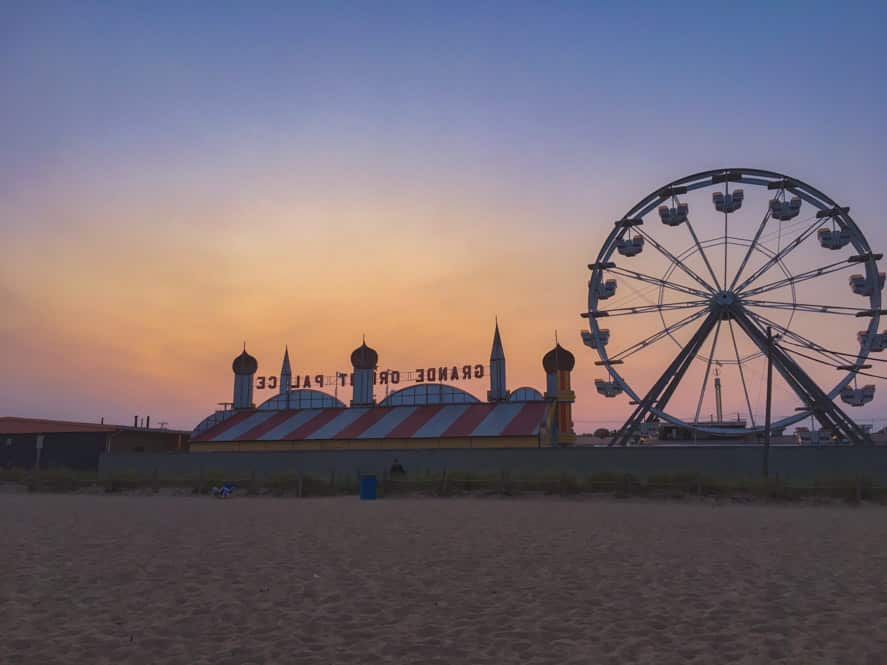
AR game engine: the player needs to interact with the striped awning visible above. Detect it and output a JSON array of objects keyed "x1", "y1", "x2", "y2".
[{"x1": 191, "y1": 402, "x2": 549, "y2": 443}]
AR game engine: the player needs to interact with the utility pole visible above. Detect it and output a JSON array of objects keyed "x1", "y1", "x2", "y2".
[{"x1": 763, "y1": 326, "x2": 773, "y2": 478}]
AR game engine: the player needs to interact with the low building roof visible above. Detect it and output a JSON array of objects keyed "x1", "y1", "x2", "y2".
[
  {"x1": 191, "y1": 402, "x2": 551, "y2": 443},
  {"x1": 0, "y1": 417, "x2": 188, "y2": 436}
]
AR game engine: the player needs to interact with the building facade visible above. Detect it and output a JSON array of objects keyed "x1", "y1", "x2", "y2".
[{"x1": 191, "y1": 324, "x2": 577, "y2": 451}]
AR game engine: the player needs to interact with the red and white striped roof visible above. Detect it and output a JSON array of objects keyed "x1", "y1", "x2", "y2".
[{"x1": 191, "y1": 402, "x2": 549, "y2": 443}]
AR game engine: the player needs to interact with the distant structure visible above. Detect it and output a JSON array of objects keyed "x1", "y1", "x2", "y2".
[
  {"x1": 487, "y1": 320, "x2": 508, "y2": 402},
  {"x1": 0, "y1": 417, "x2": 187, "y2": 471},
  {"x1": 232, "y1": 345, "x2": 258, "y2": 409},
  {"x1": 350, "y1": 337, "x2": 378, "y2": 407},
  {"x1": 279, "y1": 346, "x2": 292, "y2": 396},
  {"x1": 192, "y1": 321, "x2": 577, "y2": 451},
  {"x1": 543, "y1": 341, "x2": 576, "y2": 445}
]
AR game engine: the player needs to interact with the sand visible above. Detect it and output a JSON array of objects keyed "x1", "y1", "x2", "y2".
[{"x1": 1, "y1": 494, "x2": 885, "y2": 665}]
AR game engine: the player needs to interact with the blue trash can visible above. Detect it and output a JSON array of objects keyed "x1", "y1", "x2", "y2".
[{"x1": 359, "y1": 475, "x2": 377, "y2": 500}]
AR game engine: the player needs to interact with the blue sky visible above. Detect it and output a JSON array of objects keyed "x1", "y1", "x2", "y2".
[{"x1": 3, "y1": 2, "x2": 887, "y2": 428}]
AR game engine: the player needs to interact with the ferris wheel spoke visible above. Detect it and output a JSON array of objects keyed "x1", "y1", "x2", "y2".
[
  {"x1": 693, "y1": 318, "x2": 722, "y2": 424},
  {"x1": 734, "y1": 217, "x2": 826, "y2": 294},
  {"x1": 742, "y1": 300, "x2": 873, "y2": 316},
  {"x1": 743, "y1": 308, "x2": 850, "y2": 367},
  {"x1": 590, "y1": 300, "x2": 707, "y2": 318},
  {"x1": 727, "y1": 319, "x2": 756, "y2": 428},
  {"x1": 609, "y1": 308, "x2": 709, "y2": 362},
  {"x1": 633, "y1": 228, "x2": 717, "y2": 293},
  {"x1": 728, "y1": 208, "x2": 772, "y2": 291},
  {"x1": 684, "y1": 218, "x2": 722, "y2": 291},
  {"x1": 606, "y1": 266, "x2": 710, "y2": 299},
  {"x1": 731, "y1": 309, "x2": 822, "y2": 414},
  {"x1": 740, "y1": 259, "x2": 852, "y2": 298}
]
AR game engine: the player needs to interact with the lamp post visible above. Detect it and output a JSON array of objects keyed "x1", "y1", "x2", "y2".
[{"x1": 763, "y1": 326, "x2": 773, "y2": 478}]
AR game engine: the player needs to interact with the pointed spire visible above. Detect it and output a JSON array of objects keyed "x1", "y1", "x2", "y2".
[
  {"x1": 490, "y1": 319, "x2": 505, "y2": 360},
  {"x1": 281, "y1": 345, "x2": 292, "y2": 375},
  {"x1": 488, "y1": 318, "x2": 507, "y2": 401}
]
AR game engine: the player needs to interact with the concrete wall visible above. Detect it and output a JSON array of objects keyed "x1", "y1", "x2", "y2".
[{"x1": 99, "y1": 445, "x2": 887, "y2": 483}]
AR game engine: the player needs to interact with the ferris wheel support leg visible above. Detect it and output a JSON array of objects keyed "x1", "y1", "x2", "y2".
[
  {"x1": 730, "y1": 308, "x2": 872, "y2": 446},
  {"x1": 610, "y1": 312, "x2": 720, "y2": 446}
]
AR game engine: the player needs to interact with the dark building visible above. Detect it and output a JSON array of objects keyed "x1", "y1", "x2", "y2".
[{"x1": 0, "y1": 417, "x2": 189, "y2": 471}]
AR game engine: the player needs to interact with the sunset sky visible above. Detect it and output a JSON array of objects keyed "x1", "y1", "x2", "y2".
[{"x1": 3, "y1": 2, "x2": 887, "y2": 432}]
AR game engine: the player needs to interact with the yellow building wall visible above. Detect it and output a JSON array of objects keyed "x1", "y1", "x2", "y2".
[{"x1": 190, "y1": 436, "x2": 539, "y2": 453}]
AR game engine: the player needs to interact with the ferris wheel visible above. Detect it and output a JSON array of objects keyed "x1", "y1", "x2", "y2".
[{"x1": 585, "y1": 168, "x2": 884, "y2": 446}]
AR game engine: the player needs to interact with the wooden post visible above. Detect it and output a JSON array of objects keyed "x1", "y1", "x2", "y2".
[
  {"x1": 763, "y1": 326, "x2": 773, "y2": 479},
  {"x1": 34, "y1": 434, "x2": 44, "y2": 472}
]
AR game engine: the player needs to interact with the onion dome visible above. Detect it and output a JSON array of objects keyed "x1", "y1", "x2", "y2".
[
  {"x1": 232, "y1": 347, "x2": 258, "y2": 375},
  {"x1": 543, "y1": 343, "x2": 575, "y2": 373},
  {"x1": 350, "y1": 339, "x2": 378, "y2": 370}
]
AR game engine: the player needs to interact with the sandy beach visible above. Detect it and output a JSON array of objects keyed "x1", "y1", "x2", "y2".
[{"x1": 1, "y1": 494, "x2": 885, "y2": 665}]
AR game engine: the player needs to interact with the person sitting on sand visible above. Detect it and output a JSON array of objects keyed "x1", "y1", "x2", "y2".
[{"x1": 390, "y1": 458, "x2": 406, "y2": 476}]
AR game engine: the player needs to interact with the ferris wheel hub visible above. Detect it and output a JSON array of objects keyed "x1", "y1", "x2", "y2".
[{"x1": 712, "y1": 291, "x2": 737, "y2": 307}]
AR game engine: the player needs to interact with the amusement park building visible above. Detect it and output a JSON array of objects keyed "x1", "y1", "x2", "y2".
[{"x1": 190, "y1": 324, "x2": 577, "y2": 452}]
